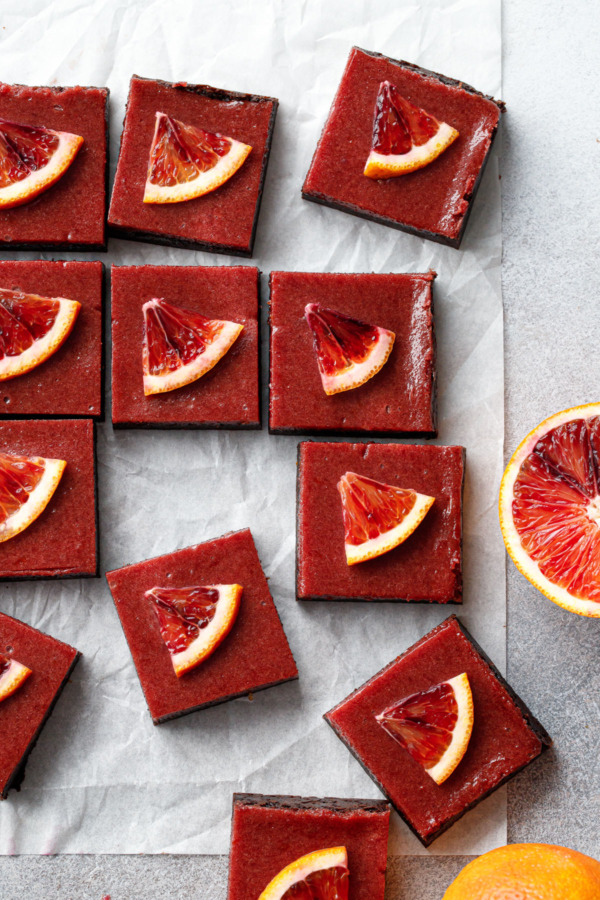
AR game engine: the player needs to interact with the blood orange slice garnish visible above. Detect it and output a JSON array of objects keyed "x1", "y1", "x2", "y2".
[
  {"x1": 259, "y1": 847, "x2": 349, "y2": 900},
  {"x1": 376, "y1": 673, "x2": 474, "y2": 785},
  {"x1": 0, "y1": 453, "x2": 66, "y2": 543},
  {"x1": 0, "y1": 654, "x2": 32, "y2": 704},
  {"x1": 0, "y1": 118, "x2": 83, "y2": 208},
  {"x1": 304, "y1": 303, "x2": 395, "y2": 395},
  {"x1": 338, "y1": 471, "x2": 434, "y2": 565},
  {"x1": 0, "y1": 288, "x2": 81, "y2": 381},
  {"x1": 364, "y1": 81, "x2": 459, "y2": 179},
  {"x1": 146, "y1": 583, "x2": 242, "y2": 677},
  {"x1": 142, "y1": 297, "x2": 244, "y2": 396},
  {"x1": 143, "y1": 112, "x2": 252, "y2": 204},
  {"x1": 499, "y1": 403, "x2": 600, "y2": 618}
]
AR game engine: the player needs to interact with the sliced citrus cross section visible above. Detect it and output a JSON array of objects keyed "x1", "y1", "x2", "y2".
[
  {"x1": 304, "y1": 303, "x2": 395, "y2": 395},
  {"x1": 146, "y1": 583, "x2": 242, "y2": 677},
  {"x1": 259, "y1": 846, "x2": 349, "y2": 900},
  {"x1": 0, "y1": 453, "x2": 66, "y2": 543},
  {"x1": 364, "y1": 81, "x2": 459, "y2": 179},
  {"x1": 376, "y1": 672, "x2": 474, "y2": 785},
  {"x1": 0, "y1": 654, "x2": 32, "y2": 703},
  {"x1": 142, "y1": 297, "x2": 244, "y2": 396},
  {"x1": 500, "y1": 402, "x2": 600, "y2": 618},
  {"x1": 0, "y1": 288, "x2": 81, "y2": 381},
  {"x1": 0, "y1": 118, "x2": 83, "y2": 208},
  {"x1": 143, "y1": 111, "x2": 252, "y2": 204},
  {"x1": 338, "y1": 471, "x2": 434, "y2": 565}
]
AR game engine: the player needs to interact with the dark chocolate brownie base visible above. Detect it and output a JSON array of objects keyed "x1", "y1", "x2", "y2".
[
  {"x1": 232, "y1": 793, "x2": 390, "y2": 813},
  {"x1": 270, "y1": 425, "x2": 436, "y2": 439},
  {"x1": 113, "y1": 420, "x2": 261, "y2": 432}
]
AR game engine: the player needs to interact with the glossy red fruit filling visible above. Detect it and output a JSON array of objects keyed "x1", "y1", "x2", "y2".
[
  {"x1": 148, "y1": 113, "x2": 231, "y2": 187},
  {"x1": 0, "y1": 119, "x2": 59, "y2": 187},
  {"x1": 512, "y1": 417, "x2": 600, "y2": 602},
  {"x1": 0, "y1": 290, "x2": 60, "y2": 359},
  {"x1": 377, "y1": 682, "x2": 458, "y2": 768},
  {"x1": 338, "y1": 472, "x2": 417, "y2": 546},
  {"x1": 143, "y1": 299, "x2": 223, "y2": 376},
  {"x1": 305, "y1": 304, "x2": 379, "y2": 377},
  {"x1": 147, "y1": 586, "x2": 219, "y2": 654},
  {"x1": 281, "y1": 866, "x2": 349, "y2": 900},
  {"x1": 0, "y1": 454, "x2": 45, "y2": 526},
  {"x1": 371, "y1": 81, "x2": 438, "y2": 157}
]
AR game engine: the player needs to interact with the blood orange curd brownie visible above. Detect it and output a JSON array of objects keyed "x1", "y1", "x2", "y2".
[
  {"x1": 269, "y1": 270, "x2": 436, "y2": 436},
  {"x1": 108, "y1": 75, "x2": 278, "y2": 256},
  {"x1": 0, "y1": 83, "x2": 109, "y2": 250},
  {"x1": 0, "y1": 418, "x2": 98, "y2": 579},
  {"x1": 111, "y1": 264, "x2": 260, "y2": 429},
  {"x1": 297, "y1": 440, "x2": 464, "y2": 602},
  {"x1": 105, "y1": 528, "x2": 298, "y2": 724},
  {"x1": 324, "y1": 615, "x2": 551, "y2": 846},
  {"x1": 227, "y1": 793, "x2": 390, "y2": 900},
  {"x1": 0, "y1": 609, "x2": 80, "y2": 798},
  {"x1": 302, "y1": 47, "x2": 503, "y2": 248}
]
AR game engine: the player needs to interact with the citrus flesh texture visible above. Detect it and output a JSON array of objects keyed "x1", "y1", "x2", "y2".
[
  {"x1": 376, "y1": 672, "x2": 474, "y2": 785},
  {"x1": 0, "y1": 118, "x2": 83, "y2": 208},
  {"x1": 337, "y1": 470, "x2": 434, "y2": 565},
  {"x1": 143, "y1": 111, "x2": 252, "y2": 204},
  {"x1": 142, "y1": 297, "x2": 244, "y2": 396},
  {"x1": 364, "y1": 81, "x2": 459, "y2": 179},
  {"x1": 499, "y1": 403, "x2": 600, "y2": 617},
  {"x1": 304, "y1": 303, "x2": 395, "y2": 395},
  {"x1": 259, "y1": 846, "x2": 349, "y2": 900},
  {"x1": 0, "y1": 654, "x2": 32, "y2": 704},
  {"x1": 145, "y1": 583, "x2": 242, "y2": 677},
  {"x1": 0, "y1": 453, "x2": 66, "y2": 543},
  {"x1": 0, "y1": 288, "x2": 81, "y2": 381}
]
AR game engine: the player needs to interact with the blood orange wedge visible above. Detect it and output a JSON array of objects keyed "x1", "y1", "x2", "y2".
[
  {"x1": 145, "y1": 583, "x2": 242, "y2": 677},
  {"x1": 143, "y1": 112, "x2": 252, "y2": 204},
  {"x1": 304, "y1": 303, "x2": 395, "y2": 395},
  {"x1": 499, "y1": 403, "x2": 600, "y2": 618},
  {"x1": 0, "y1": 654, "x2": 32, "y2": 704},
  {"x1": 338, "y1": 471, "x2": 434, "y2": 565},
  {"x1": 0, "y1": 288, "x2": 81, "y2": 381},
  {"x1": 364, "y1": 81, "x2": 459, "y2": 179},
  {"x1": 376, "y1": 672, "x2": 474, "y2": 785},
  {"x1": 259, "y1": 846, "x2": 349, "y2": 900},
  {"x1": 0, "y1": 118, "x2": 83, "y2": 208},
  {"x1": 142, "y1": 297, "x2": 244, "y2": 396},
  {"x1": 0, "y1": 453, "x2": 66, "y2": 543}
]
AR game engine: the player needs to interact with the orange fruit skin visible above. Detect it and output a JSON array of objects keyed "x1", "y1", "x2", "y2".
[{"x1": 443, "y1": 844, "x2": 600, "y2": 900}]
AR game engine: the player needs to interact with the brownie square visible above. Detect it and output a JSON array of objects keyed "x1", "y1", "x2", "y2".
[
  {"x1": 302, "y1": 48, "x2": 503, "y2": 248},
  {"x1": 105, "y1": 528, "x2": 298, "y2": 724},
  {"x1": 227, "y1": 793, "x2": 390, "y2": 900},
  {"x1": 110, "y1": 264, "x2": 260, "y2": 429},
  {"x1": 324, "y1": 616, "x2": 551, "y2": 846},
  {"x1": 269, "y1": 270, "x2": 436, "y2": 437},
  {"x1": 0, "y1": 83, "x2": 108, "y2": 251},
  {"x1": 297, "y1": 441, "x2": 464, "y2": 602},
  {"x1": 108, "y1": 75, "x2": 278, "y2": 256},
  {"x1": 0, "y1": 260, "x2": 104, "y2": 419},
  {"x1": 0, "y1": 419, "x2": 98, "y2": 579},
  {"x1": 0, "y1": 610, "x2": 80, "y2": 798}
]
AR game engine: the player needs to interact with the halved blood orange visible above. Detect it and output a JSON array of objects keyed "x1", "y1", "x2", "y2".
[
  {"x1": 0, "y1": 454, "x2": 66, "y2": 543},
  {"x1": 338, "y1": 471, "x2": 434, "y2": 565},
  {"x1": 0, "y1": 288, "x2": 81, "y2": 381},
  {"x1": 146, "y1": 583, "x2": 242, "y2": 677},
  {"x1": 259, "y1": 846, "x2": 349, "y2": 900},
  {"x1": 364, "y1": 81, "x2": 459, "y2": 179},
  {"x1": 304, "y1": 303, "x2": 395, "y2": 395},
  {"x1": 143, "y1": 112, "x2": 252, "y2": 204},
  {"x1": 0, "y1": 118, "x2": 83, "y2": 208},
  {"x1": 376, "y1": 673, "x2": 474, "y2": 785},
  {"x1": 0, "y1": 654, "x2": 32, "y2": 703},
  {"x1": 499, "y1": 403, "x2": 600, "y2": 618},
  {"x1": 142, "y1": 297, "x2": 244, "y2": 396}
]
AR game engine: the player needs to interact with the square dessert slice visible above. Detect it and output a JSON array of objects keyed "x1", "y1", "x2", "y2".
[
  {"x1": 297, "y1": 441, "x2": 464, "y2": 602},
  {"x1": 0, "y1": 610, "x2": 80, "y2": 799},
  {"x1": 111, "y1": 264, "x2": 260, "y2": 429},
  {"x1": 269, "y1": 270, "x2": 436, "y2": 437},
  {"x1": 106, "y1": 528, "x2": 298, "y2": 724},
  {"x1": 227, "y1": 793, "x2": 390, "y2": 900},
  {"x1": 0, "y1": 83, "x2": 109, "y2": 251},
  {"x1": 302, "y1": 47, "x2": 503, "y2": 248},
  {"x1": 0, "y1": 419, "x2": 98, "y2": 579},
  {"x1": 108, "y1": 75, "x2": 277, "y2": 256},
  {"x1": 0, "y1": 260, "x2": 104, "y2": 419},
  {"x1": 324, "y1": 615, "x2": 551, "y2": 846}
]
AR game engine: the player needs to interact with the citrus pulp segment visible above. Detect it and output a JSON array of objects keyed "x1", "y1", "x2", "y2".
[
  {"x1": 0, "y1": 655, "x2": 32, "y2": 703},
  {"x1": 0, "y1": 454, "x2": 66, "y2": 542},
  {"x1": 258, "y1": 846, "x2": 349, "y2": 900},
  {"x1": 0, "y1": 119, "x2": 83, "y2": 208}
]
